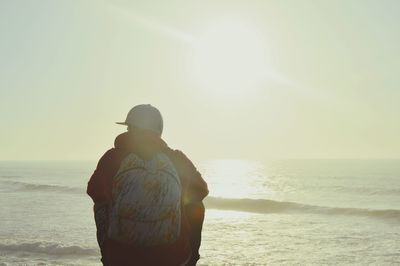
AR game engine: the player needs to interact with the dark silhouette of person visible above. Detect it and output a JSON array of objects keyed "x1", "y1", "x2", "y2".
[{"x1": 87, "y1": 104, "x2": 208, "y2": 265}]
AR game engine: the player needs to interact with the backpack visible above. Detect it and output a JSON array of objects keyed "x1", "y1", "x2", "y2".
[{"x1": 108, "y1": 152, "x2": 182, "y2": 246}]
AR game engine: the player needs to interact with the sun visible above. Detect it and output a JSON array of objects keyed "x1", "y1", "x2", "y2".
[{"x1": 189, "y1": 19, "x2": 269, "y2": 98}]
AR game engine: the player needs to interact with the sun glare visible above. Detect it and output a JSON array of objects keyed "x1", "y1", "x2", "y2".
[{"x1": 190, "y1": 20, "x2": 269, "y2": 98}]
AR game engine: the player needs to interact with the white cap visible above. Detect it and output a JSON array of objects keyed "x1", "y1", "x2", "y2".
[{"x1": 116, "y1": 104, "x2": 163, "y2": 135}]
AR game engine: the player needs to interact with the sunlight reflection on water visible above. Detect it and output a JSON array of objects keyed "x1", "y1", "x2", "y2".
[{"x1": 199, "y1": 159, "x2": 274, "y2": 199}]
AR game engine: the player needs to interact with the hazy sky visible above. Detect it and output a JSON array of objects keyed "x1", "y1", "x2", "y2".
[{"x1": 1, "y1": 0, "x2": 399, "y2": 160}]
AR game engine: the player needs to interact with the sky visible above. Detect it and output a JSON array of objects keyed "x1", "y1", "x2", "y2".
[{"x1": 0, "y1": 0, "x2": 399, "y2": 161}]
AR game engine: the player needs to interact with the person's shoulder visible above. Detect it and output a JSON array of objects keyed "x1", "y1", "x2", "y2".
[
  {"x1": 102, "y1": 148, "x2": 117, "y2": 159},
  {"x1": 165, "y1": 148, "x2": 192, "y2": 163},
  {"x1": 96, "y1": 148, "x2": 117, "y2": 167},
  {"x1": 164, "y1": 148, "x2": 197, "y2": 172}
]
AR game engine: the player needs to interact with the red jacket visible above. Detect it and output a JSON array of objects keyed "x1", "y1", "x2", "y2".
[{"x1": 87, "y1": 130, "x2": 208, "y2": 265}]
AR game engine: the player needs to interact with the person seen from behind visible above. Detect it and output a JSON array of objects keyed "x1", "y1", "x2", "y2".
[{"x1": 87, "y1": 104, "x2": 208, "y2": 265}]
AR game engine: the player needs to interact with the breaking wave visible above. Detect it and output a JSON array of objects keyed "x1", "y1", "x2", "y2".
[
  {"x1": 204, "y1": 197, "x2": 400, "y2": 220},
  {"x1": 2, "y1": 180, "x2": 84, "y2": 194},
  {"x1": 0, "y1": 241, "x2": 98, "y2": 257}
]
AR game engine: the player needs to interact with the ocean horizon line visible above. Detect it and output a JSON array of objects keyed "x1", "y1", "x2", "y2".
[{"x1": 1, "y1": 158, "x2": 400, "y2": 162}]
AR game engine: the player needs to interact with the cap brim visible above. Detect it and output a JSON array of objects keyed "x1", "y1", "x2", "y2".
[{"x1": 116, "y1": 122, "x2": 128, "y2": 125}]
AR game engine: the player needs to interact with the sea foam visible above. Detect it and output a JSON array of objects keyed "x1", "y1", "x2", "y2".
[
  {"x1": 204, "y1": 197, "x2": 400, "y2": 220},
  {"x1": 0, "y1": 241, "x2": 98, "y2": 257},
  {"x1": 2, "y1": 180, "x2": 84, "y2": 194}
]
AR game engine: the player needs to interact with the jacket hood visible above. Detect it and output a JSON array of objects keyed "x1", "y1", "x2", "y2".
[{"x1": 114, "y1": 129, "x2": 168, "y2": 154}]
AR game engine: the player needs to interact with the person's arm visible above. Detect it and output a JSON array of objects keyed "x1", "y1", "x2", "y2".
[
  {"x1": 87, "y1": 148, "x2": 123, "y2": 261},
  {"x1": 184, "y1": 167, "x2": 208, "y2": 264},
  {"x1": 169, "y1": 150, "x2": 208, "y2": 264},
  {"x1": 87, "y1": 148, "x2": 121, "y2": 205}
]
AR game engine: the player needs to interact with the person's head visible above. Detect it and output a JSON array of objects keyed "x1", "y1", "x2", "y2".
[{"x1": 116, "y1": 104, "x2": 163, "y2": 136}]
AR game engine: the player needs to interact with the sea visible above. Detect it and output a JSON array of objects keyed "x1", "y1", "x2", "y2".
[{"x1": 0, "y1": 159, "x2": 399, "y2": 265}]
